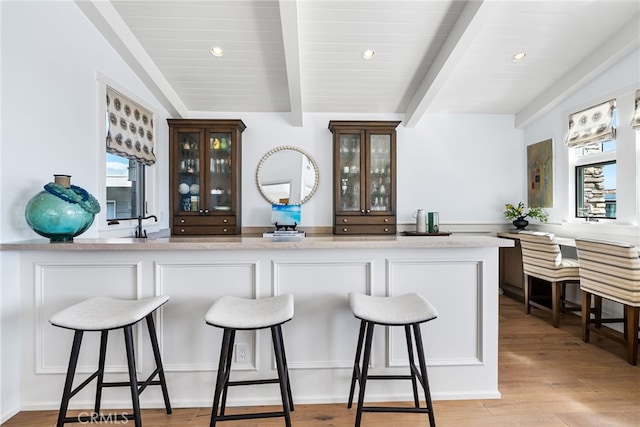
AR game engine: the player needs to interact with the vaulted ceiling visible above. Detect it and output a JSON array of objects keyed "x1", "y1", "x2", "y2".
[{"x1": 76, "y1": 0, "x2": 640, "y2": 127}]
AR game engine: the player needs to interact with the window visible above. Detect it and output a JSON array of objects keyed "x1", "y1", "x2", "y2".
[
  {"x1": 104, "y1": 85, "x2": 156, "y2": 221},
  {"x1": 575, "y1": 160, "x2": 616, "y2": 219},
  {"x1": 570, "y1": 102, "x2": 617, "y2": 220},
  {"x1": 105, "y1": 154, "x2": 145, "y2": 220}
]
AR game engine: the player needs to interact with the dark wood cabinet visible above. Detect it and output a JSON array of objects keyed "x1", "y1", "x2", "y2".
[
  {"x1": 328, "y1": 121, "x2": 400, "y2": 235},
  {"x1": 168, "y1": 119, "x2": 246, "y2": 235}
]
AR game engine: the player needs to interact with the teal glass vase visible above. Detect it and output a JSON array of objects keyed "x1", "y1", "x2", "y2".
[{"x1": 25, "y1": 175, "x2": 101, "y2": 243}]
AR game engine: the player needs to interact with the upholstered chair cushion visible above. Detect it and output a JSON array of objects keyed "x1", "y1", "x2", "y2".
[
  {"x1": 348, "y1": 292, "x2": 438, "y2": 325},
  {"x1": 518, "y1": 231, "x2": 580, "y2": 282},
  {"x1": 575, "y1": 238, "x2": 640, "y2": 305},
  {"x1": 205, "y1": 294, "x2": 294, "y2": 329},
  {"x1": 49, "y1": 295, "x2": 169, "y2": 331}
]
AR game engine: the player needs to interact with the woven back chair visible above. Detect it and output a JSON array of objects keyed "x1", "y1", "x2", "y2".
[
  {"x1": 575, "y1": 238, "x2": 640, "y2": 365},
  {"x1": 518, "y1": 231, "x2": 581, "y2": 327}
]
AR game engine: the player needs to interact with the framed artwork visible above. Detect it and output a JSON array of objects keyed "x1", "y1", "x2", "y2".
[{"x1": 527, "y1": 139, "x2": 553, "y2": 208}]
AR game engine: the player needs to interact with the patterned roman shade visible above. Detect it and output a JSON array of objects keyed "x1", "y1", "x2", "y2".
[
  {"x1": 566, "y1": 99, "x2": 616, "y2": 148},
  {"x1": 106, "y1": 87, "x2": 156, "y2": 165},
  {"x1": 632, "y1": 89, "x2": 640, "y2": 129}
]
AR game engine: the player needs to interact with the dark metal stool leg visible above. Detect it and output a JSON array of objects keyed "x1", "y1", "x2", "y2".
[
  {"x1": 93, "y1": 330, "x2": 109, "y2": 415},
  {"x1": 145, "y1": 313, "x2": 172, "y2": 414},
  {"x1": 210, "y1": 329, "x2": 233, "y2": 427},
  {"x1": 347, "y1": 320, "x2": 366, "y2": 408},
  {"x1": 413, "y1": 324, "x2": 436, "y2": 427},
  {"x1": 57, "y1": 330, "x2": 83, "y2": 427},
  {"x1": 355, "y1": 321, "x2": 374, "y2": 427},
  {"x1": 276, "y1": 324, "x2": 295, "y2": 411},
  {"x1": 404, "y1": 325, "x2": 420, "y2": 408},
  {"x1": 123, "y1": 325, "x2": 142, "y2": 427},
  {"x1": 219, "y1": 329, "x2": 236, "y2": 416},
  {"x1": 272, "y1": 325, "x2": 292, "y2": 427}
]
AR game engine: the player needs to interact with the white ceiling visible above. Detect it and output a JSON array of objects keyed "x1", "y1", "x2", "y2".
[{"x1": 76, "y1": 0, "x2": 640, "y2": 127}]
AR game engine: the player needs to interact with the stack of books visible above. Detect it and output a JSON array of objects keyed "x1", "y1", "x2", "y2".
[{"x1": 262, "y1": 230, "x2": 306, "y2": 241}]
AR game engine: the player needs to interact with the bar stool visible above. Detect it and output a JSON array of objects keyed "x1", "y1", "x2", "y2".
[
  {"x1": 205, "y1": 294, "x2": 295, "y2": 427},
  {"x1": 347, "y1": 292, "x2": 438, "y2": 427},
  {"x1": 518, "y1": 231, "x2": 581, "y2": 328},
  {"x1": 49, "y1": 295, "x2": 172, "y2": 427}
]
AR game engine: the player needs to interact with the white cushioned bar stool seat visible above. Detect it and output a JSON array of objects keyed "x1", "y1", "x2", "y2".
[
  {"x1": 205, "y1": 294, "x2": 294, "y2": 329},
  {"x1": 50, "y1": 296, "x2": 172, "y2": 427},
  {"x1": 206, "y1": 294, "x2": 295, "y2": 427},
  {"x1": 347, "y1": 293, "x2": 438, "y2": 427}
]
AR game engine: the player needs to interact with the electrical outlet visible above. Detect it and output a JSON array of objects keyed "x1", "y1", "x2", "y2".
[{"x1": 235, "y1": 343, "x2": 249, "y2": 363}]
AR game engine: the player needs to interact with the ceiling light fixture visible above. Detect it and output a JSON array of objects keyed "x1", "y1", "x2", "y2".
[
  {"x1": 512, "y1": 52, "x2": 527, "y2": 62},
  {"x1": 210, "y1": 47, "x2": 224, "y2": 57},
  {"x1": 361, "y1": 49, "x2": 375, "y2": 60}
]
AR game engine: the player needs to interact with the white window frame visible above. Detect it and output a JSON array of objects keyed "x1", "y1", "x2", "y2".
[
  {"x1": 96, "y1": 72, "x2": 158, "y2": 237},
  {"x1": 565, "y1": 84, "x2": 639, "y2": 226}
]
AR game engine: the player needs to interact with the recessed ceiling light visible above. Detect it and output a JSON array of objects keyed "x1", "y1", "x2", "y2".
[
  {"x1": 512, "y1": 52, "x2": 527, "y2": 62},
  {"x1": 361, "y1": 49, "x2": 375, "y2": 60},
  {"x1": 210, "y1": 47, "x2": 224, "y2": 57}
]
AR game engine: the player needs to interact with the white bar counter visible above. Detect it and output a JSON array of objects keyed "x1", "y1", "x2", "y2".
[{"x1": 2, "y1": 235, "x2": 512, "y2": 411}]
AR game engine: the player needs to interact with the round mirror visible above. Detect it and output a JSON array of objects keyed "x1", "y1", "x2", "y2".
[{"x1": 256, "y1": 146, "x2": 319, "y2": 205}]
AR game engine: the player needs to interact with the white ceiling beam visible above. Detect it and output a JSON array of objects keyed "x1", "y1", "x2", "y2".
[
  {"x1": 515, "y1": 15, "x2": 640, "y2": 129},
  {"x1": 279, "y1": 0, "x2": 303, "y2": 127},
  {"x1": 404, "y1": 0, "x2": 498, "y2": 128},
  {"x1": 74, "y1": 0, "x2": 188, "y2": 118}
]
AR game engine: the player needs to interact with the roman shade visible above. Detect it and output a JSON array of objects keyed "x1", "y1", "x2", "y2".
[
  {"x1": 565, "y1": 99, "x2": 616, "y2": 148},
  {"x1": 106, "y1": 87, "x2": 156, "y2": 165},
  {"x1": 632, "y1": 89, "x2": 640, "y2": 130}
]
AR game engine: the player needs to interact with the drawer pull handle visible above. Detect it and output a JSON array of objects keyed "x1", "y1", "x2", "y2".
[
  {"x1": 384, "y1": 218, "x2": 389, "y2": 222},
  {"x1": 223, "y1": 228, "x2": 228, "y2": 232},
  {"x1": 223, "y1": 219, "x2": 228, "y2": 223},
  {"x1": 180, "y1": 229, "x2": 185, "y2": 233},
  {"x1": 342, "y1": 219, "x2": 348, "y2": 223},
  {"x1": 180, "y1": 219, "x2": 185, "y2": 224},
  {"x1": 384, "y1": 228, "x2": 389, "y2": 232},
  {"x1": 343, "y1": 228, "x2": 348, "y2": 232}
]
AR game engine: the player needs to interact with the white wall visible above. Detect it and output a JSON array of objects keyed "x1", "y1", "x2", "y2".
[
  {"x1": 0, "y1": 0, "x2": 171, "y2": 244},
  {"x1": 525, "y1": 48, "x2": 640, "y2": 243}
]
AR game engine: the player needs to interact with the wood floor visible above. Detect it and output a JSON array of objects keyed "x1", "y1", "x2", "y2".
[{"x1": 4, "y1": 295, "x2": 639, "y2": 426}]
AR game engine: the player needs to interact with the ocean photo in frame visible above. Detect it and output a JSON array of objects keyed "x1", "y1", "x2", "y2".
[
  {"x1": 527, "y1": 138, "x2": 553, "y2": 208},
  {"x1": 271, "y1": 204, "x2": 301, "y2": 226}
]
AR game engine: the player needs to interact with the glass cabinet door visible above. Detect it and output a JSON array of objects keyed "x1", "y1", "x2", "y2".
[
  {"x1": 338, "y1": 134, "x2": 362, "y2": 212},
  {"x1": 208, "y1": 131, "x2": 233, "y2": 211},
  {"x1": 368, "y1": 134, "x2": 391, "y2": 212},
  {"x1": 177, "y1": 132, "x2": 201, "y2": 212}
]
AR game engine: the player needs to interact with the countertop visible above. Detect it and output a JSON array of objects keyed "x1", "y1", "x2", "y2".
[{"x1": 1, "y1": 234, "x2": 514, "y2": 251}]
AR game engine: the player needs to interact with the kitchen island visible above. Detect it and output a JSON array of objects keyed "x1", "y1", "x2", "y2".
[{"x1": 1, "y1": 235, "x2": 512, "y2": 412}]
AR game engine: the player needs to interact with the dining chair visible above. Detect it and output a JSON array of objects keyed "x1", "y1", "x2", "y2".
[
  {"x1": 575, "y1": 238, "x2": 640, "y2": 365},
  {"x1": 518, "y1": 231, "x2": 581, "y2": 327}
]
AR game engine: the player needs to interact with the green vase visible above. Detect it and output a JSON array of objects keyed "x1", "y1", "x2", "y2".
[{"x1": 25, "y1": 175, "x2": 100, "y2": 243}]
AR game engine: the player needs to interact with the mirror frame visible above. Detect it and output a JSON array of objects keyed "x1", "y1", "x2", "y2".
[{"x1": 256, "y1": 145, "x2": 319, "y2": 205}]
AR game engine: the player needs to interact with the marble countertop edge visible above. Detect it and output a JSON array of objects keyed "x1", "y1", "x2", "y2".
[{"x1": 1, "y1": 234, "x2": 514, "y2": 251}]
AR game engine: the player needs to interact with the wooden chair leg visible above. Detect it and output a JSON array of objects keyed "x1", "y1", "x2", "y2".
[
  {"x1": 524, "y1": 275, "x2": 531, "y2": 314},
  {"x1": 625, "y1": 305, "x2": 639, "y2": 365},
  {"x1": 594, "y1": 296, "x2": 603, "y2": 328},
  {"x1": 581, "y1": 291, "x2": 590, "y2": 342},
  {"x1": 551, "y1": 282, "x2": 561, "y2": 328}
]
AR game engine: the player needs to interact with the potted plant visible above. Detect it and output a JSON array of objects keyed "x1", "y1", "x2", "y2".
[{"x1": 504, "y1": 202, "x2": 548, "y2": 230}]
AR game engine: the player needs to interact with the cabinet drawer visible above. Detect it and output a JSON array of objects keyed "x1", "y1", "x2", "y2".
[
  {"x1": 174, "y1": 215, "x2": 235, "y2": 226},
  {"x1": 172, "y1": 225, "x2": 238, "y2": 235},
  {"x1": 334, "y1": 224, "x2": 396, "y2": 235},
  {"x1": 335, "y1": 215, "x2": 395, "y2": 225}
]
